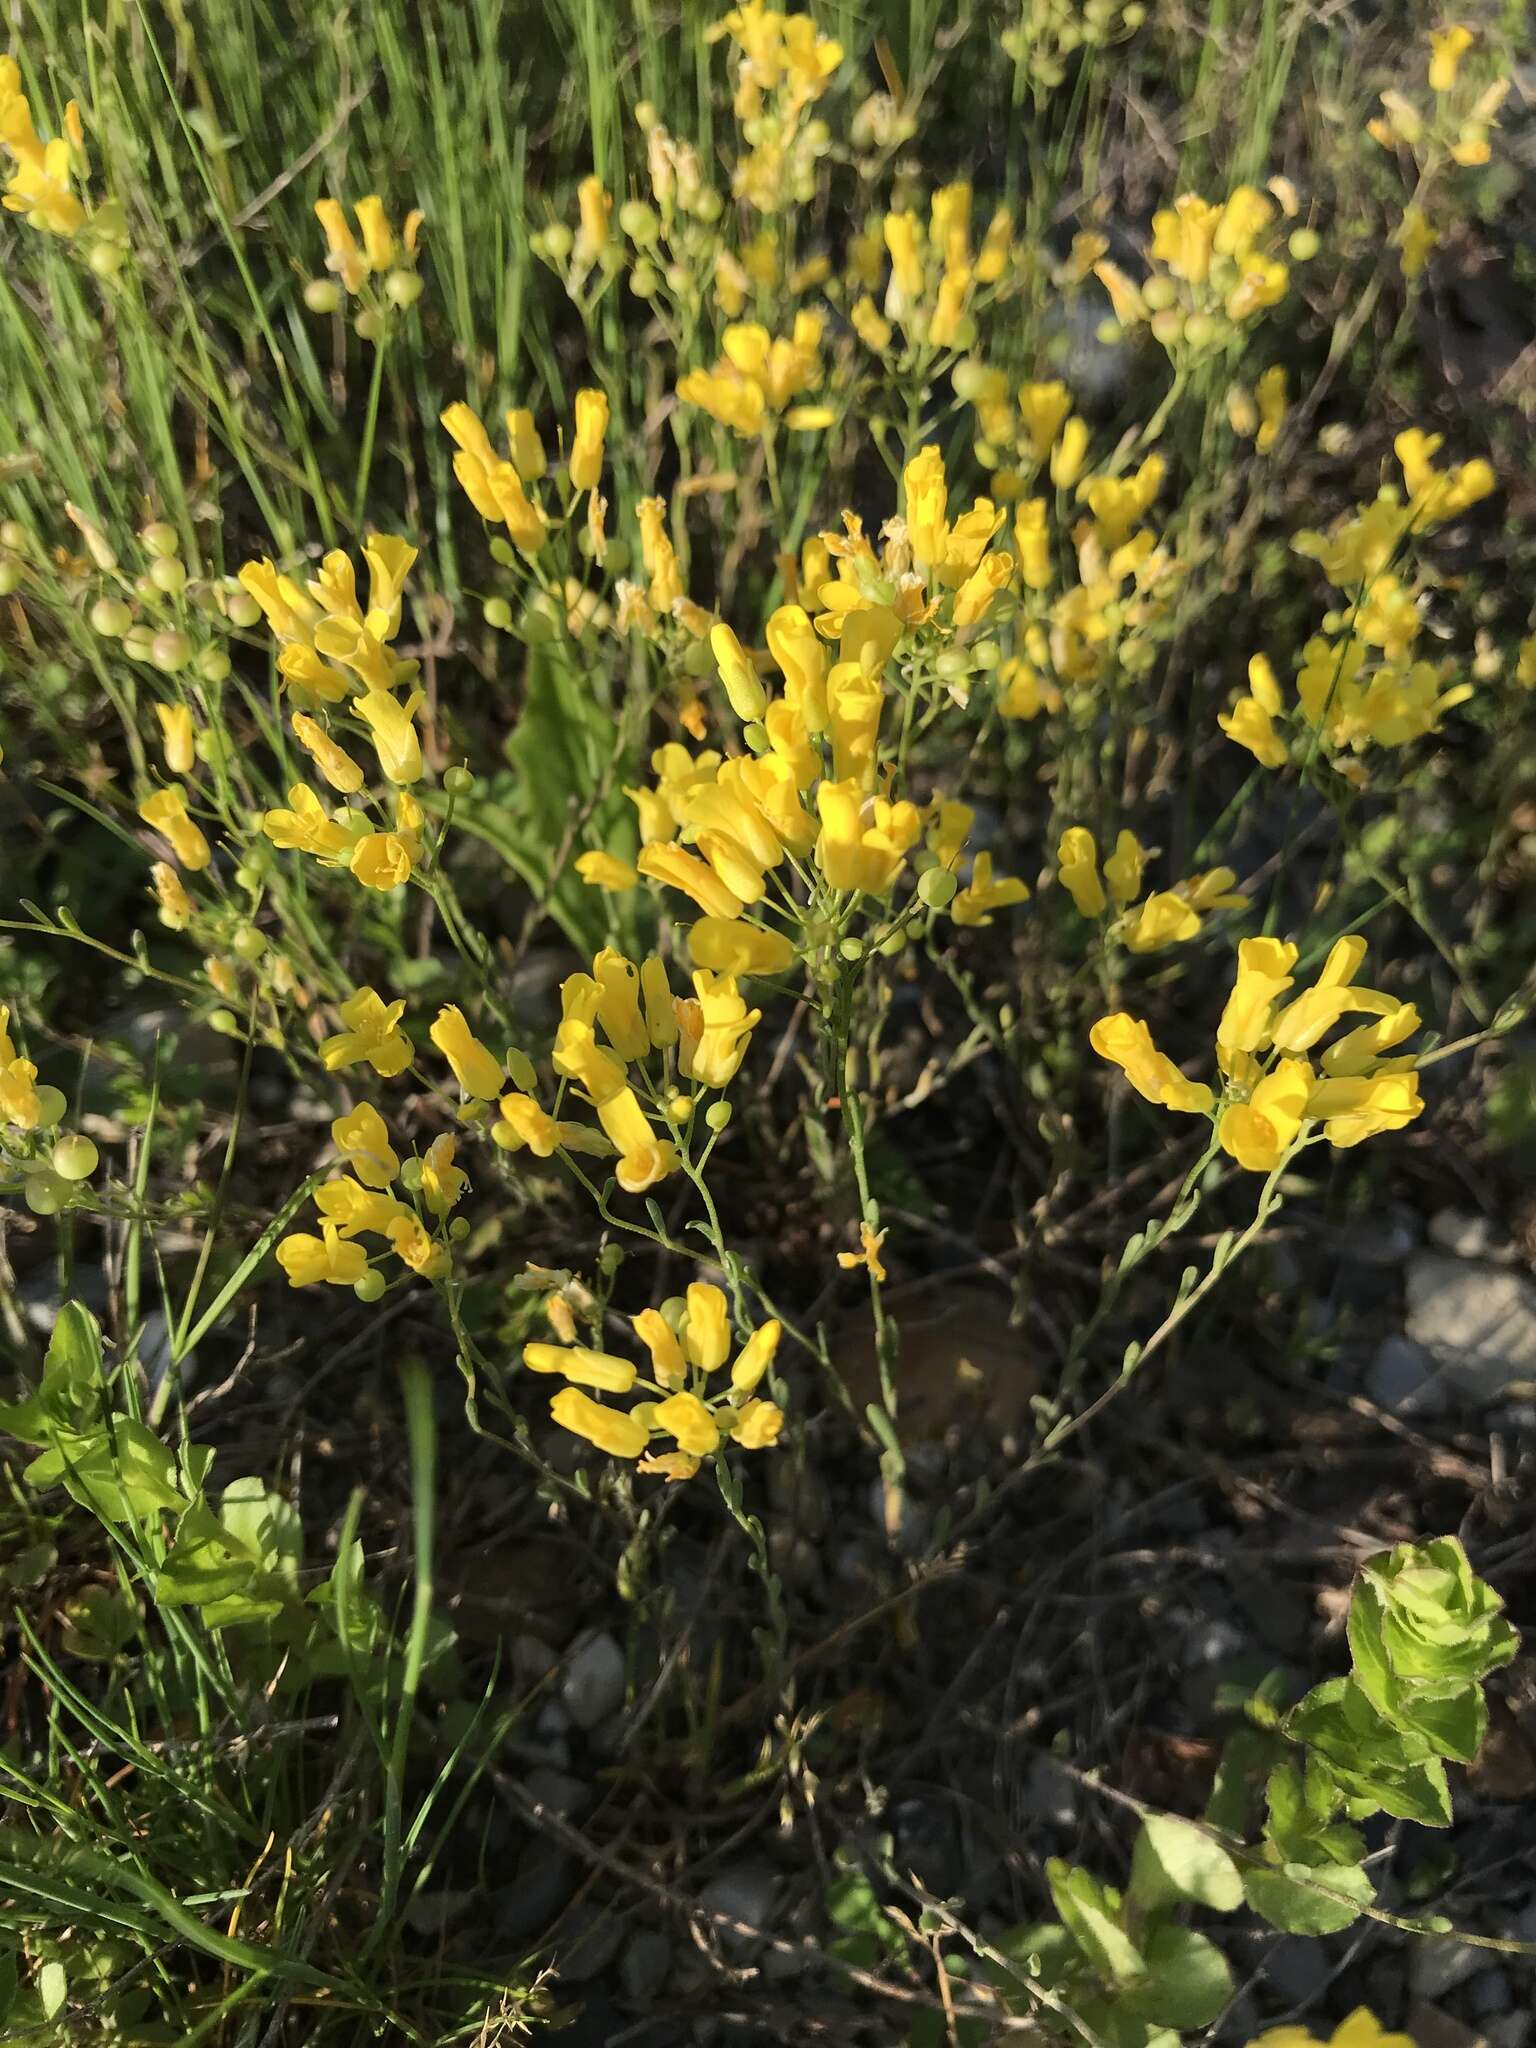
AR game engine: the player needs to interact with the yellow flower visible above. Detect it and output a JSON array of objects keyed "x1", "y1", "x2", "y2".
[
  {"x1": 1428, "y1": 24, "x2": 1474, "y2": 92},
  {"x1": 569, "y1": 387, "x2": 609, "y2": 491},
  {"x1": 837, "y1": 1222, "x2": 889, "y2": 1283},
  {"x1": 1306, "y1": 1071, "x2": 1423, "y2": 1149},
  {"x1": 0, "y1": 1047, "x2": 41, "y2": 1130},
  {"x1": 1057, "y1": 827, "x2": 1106, "y2": 917},
  {"x1": 314, "y1": 1176, "x2": 408, "y2": 1239},
  {"x1": 1217, "y1": 938, "x2": 1299, "y2": 1066},
  {"x1": 349, "y1": 831, "x2": 415, "y2": 891},
  {"x1": 1089, "y1": 1014, "x2": 1214, "y2": 1114},
  {"x1": 314, "y1": 199, "x2": 368, "y2": 291},
  {"x1": 319, "y1": 987, "x2": 413, "y2": 1078},
  {"x1": 1018, "y1": 381, "x2": 1073, "y2": 465},
  {"x1": 639, "y1": 842, "x2": 746, "y2": 920},
  {"x1": 729, "y1": 1398, "x2": 784, "y2": 1448},
  {"x1": 138, "y1": 786, "x2": 211, "y2": 871},
  {"x1": 1219, "y1": 1057, "x2": 1312, "y2": 1170},
  {"x1": 682, "y1": 1282, "x2": 730, "y2": 1373},
  {"x1": 262, "y1": 783, "x2": 353, "y2": 862},
  {"x1": 676, "y1": 970, "x2": 760, "y2": 1088},
  {"x1": 506, "y1": 408, "x2": 547, "y2": 481},
  {"x1": 814, "y1": 781, "x2": 919, "y2": 895},
  {"x1": 0, "y1": 64, "x2": 86, "y2": 236},
  {"x1": 155, "y1": 704, "x2": 195, "y2": 776},
  {"x1": 1102, "y1": 829, "x2": 1146, "y2": 909},
  {"x1": 1013, "y1": 499, "x2": 1051, "y2": 590},
  {"x1": 574, "y1": 173, "x2": 611, "y2": 267},
  {"x1": 588, "y1": 949, "x2": 649, "y2": 1062},
  {"x1": 496, "y1": 1091, "x2": 562, "y2": 1157},
  {"x1": 688, "y1": 916, "x2": 795, "y2": 978},
  {"x1": 1122, "y1": 890, "x2": 1202, "y2": 954},
  {"x1": 150, "y1": 862, "x2": 195, "y2": 931},
  {"x1": 1151, "y1": 193, "x2": 1222, "y2": 282},
  {"x1": 387, "y1": 1214, "x2": 449, "y2": 1280},
  {"x1": 998, "y1": 658, "x2": 1061, "y2": 720},
  {"x1": 576, "y1": 850, "x2": 639, "y2": 892},
  {"x1": 730, "y1": 1319, "x2": 782, "y2": 1393},
  {"x1": 633, "y1": 1308, "x2": 687, "y2": 1390},
  {"x1": 711, "y1": 622, "x2": 769, "y2": 721},
  {"x1": 429, "y1": 1005, "x2": 504, "y2": 1099},
  {"x1": 332, "y1": 1102, "x2": 400, "y2": 1189},
  {"x1": 353, "y1": 688, "x2": 424, "y2": 785},
  {"x1": 441, "y1": 401, "x2": 548, "y2": 551},
  {"x1": 951, "y1": 851, "x2": 1030, "y2": 927},
  {"x1": 1255, "y1": 366, "x2": 1287, "y2": 453},
  {"x1": 654, "y1": 1391, "x2": 720, "y2": 1456},
  {"x1": 416, "y1": 1133, "x2": 466, "y2": 1217},
  {"x1": 1220, "y1": 650, "x2": 1289, "y2": 767},
  {"x1": 640, "y1": 956, "x2": 678, "y2": 1048},
  {"x1": 292, "y1": 711, "x2": 364, "y2": 794},
  {"x1": 1396, "y1": 206, "x2": 1439, "y2": 281},
  {"x1": 276, "y1": 1223, "x2": 369, "y2": 1289},
  {"x1": 551, "y1": 1386, "x2": 649, "y2": 1459},
  {"x1": 1252, "y1": 2009, "x2": 1415, "y2": 2048},
  {"x1": 766, "y1": 603, "x2": 829, "y2": 728}
]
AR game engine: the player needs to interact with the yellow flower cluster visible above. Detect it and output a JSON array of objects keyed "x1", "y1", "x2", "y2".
[
  {"x1": 528, "y1": 1280, "x2": 783, "y2": 1476},
  {"x1": 676, "y1": 311, "x2": 830, "y2": 434},
  {"x1": 1093, "y1": 936, "x2": 1423, "y2": 1172},
  {"x1": 1096, "y1": 183, "x2": 1299, "y2": 355},
  {"x1": 706, "y1": 3, "x2": 842, "y2": 213},
  {"x1": 1056, "y1": 827, "x2": 1247, "y2": 952},
  {"x1": 442, "y1": 388, "x2": 609, "y2": 551},
  {"x1": 1, "y1": 53, "x2": 81, "y2": 235},
  {"x1": 846, "y1": 182, "x2": 1015, "y2": 356},
  {"x1": 597, "y1": 579, "x2": 1030, "y2": 954},
  {"x1": 493, "y1": 950, "x2": 761, "y2": 1195},
  {"x1": 307, "y1": 196, "x2": 424, "y2": 329},
  {"x1": 241, "y1": 537, "x2": 429, "y2": 891},
  {"x1": 1251, "y1": 2007, "x2": 1413, "y2": 2048},
  {"x1": 1223, "y1": 431, "x2": 1494, "y2": 766},
  {"x1": 1, "y1": 1005, "x2": 100, "y2": 1214},
  {"x1": 276, "y1": 1101, "x2": 459, "y2": 1292}
]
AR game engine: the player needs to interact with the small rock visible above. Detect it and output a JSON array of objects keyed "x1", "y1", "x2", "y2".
[
  {"x1": 1260, "y1": 1933, "x2": 1334, "y2": 2004},
  {"x1": 557, "y1": 1904, "x2": 625, "y2": 1983},
  {"x1": 1406, "y1": 1256, "x2": 1536, "y2": 1404},
  {"x1": 1181, "y1": 1614, "x2": 1249, "y2": 1670},
  {"x1": 1430, "y1": 1210, "x2": 1517, "y2": 1266},
  {"x1": 1485, "y1": 2015, "x2": 1532, "y2": 2048},
  {"x1": 523, "y1": 1766, "x2": 591, "y2": 1820},
  {"x1": 1366, "y1": 1335, "x2": 1449, "y2": 1419},
  {"x1": 1412, "y1": 1936, "x2": 1484, "y2": 2001},
  {"x1": 510, "y1": 1633, "x2": 559, "y2": 1684},
  {"x1": 619, "y1": 1930, "x2": 673, "y2": 2005},
  {"x1": 561, "y1": 1631, "x2": 625, "y2": 1730},
  {"x1": 1339, "y1": 1205, "x2": 1421, "y2": 1266},
  {"x1": 1021, "y1": 1754, "x2": 1077, "y2": 1829},
  {"x1": 700, "y1": 1858, "x2": 780, "y2": 1957},
  {"x1": 1466, "y1": 1968, "x2": 1512, "y2": 2020}
]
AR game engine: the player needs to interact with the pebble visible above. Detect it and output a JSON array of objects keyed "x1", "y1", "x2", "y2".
[
  {"x1": 619, "y1": 1930, "x2": 674, "y2": 2004},
  {"x1": 1021, "y1": 1754, "x2": 1077, "y2": 1829},
  {"x1": 1411, "y1": 1936, "x2": 1484, "y2": 2001},
  {"x1": 1180, "y1": 1613, "x2": 1250, "y2": 1670},
  {"x1": 699, "y1": 1858, "x2": 780, "y2": 1957},
  {"x1": 1260, "y1": 1933, "x2": 1335, "y2": 2005},
  {"x1": 1466, "y1": 1967, "x2": 1513, "y2": 2019},
  {"x1": 1485, "y1": 2016, "x2": 1532, "y2": 2048},
  {"x1": 1406, "y1": 1256, "x2": 1536, "y2": 1403},
  {"x1": 522, "y1": 1766, "x2": 591, "y2": 1820},
  {"x1": 510, "y1": 1632, "x2": 559, "y2": 1684},
  {"x1": 1338, "y1": 1206, "x2": 1421, "y2": 1267},
  {"x1": 1365, "y1": 1334, "x2": 1449, "y2": 1419},
  {"x1": 560, "y1": 1630, "x2": 625, "y2": 1730},
  {"x1": 1430, "y1": 1209, "x2": 1518, "y2": 1266}
]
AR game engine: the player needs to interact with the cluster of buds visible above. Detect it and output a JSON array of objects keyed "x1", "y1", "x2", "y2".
[
  {"x1": 0, "y1": 1005, "x2": 100, "y2": 1216},
  {"x1": 304, "y1": 196, "x2": 424, "y2": 338},
  {"x1": 705, "y1": 3, "x2": 842, "y2": 213},
  {"x1": 82, "y1": 514, "x2": 236, "y2": 685},
  {"x1": 528, "y1": 1281, "x2": 784, "y2": 1478},
  {"x1": 1000, "y1": 0, "x2": 1147, "y2": 94},
  {"x1": 1094, "y1": 183, "x2": 1313, "y2": 360}
]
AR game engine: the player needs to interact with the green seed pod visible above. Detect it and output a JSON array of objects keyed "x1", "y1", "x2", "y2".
[
  {"x1": 618, "y1": 199, "x2": 659, "y2": 244},
  {"x1": 1142, "y1": 275, "x2": 1179, "y2": 313},
  {"x1": 384, "y1": 269, "x2": 424, "y2": 308},
  {"x1": 918, "y1": 867, "x2": 958, "y2": 909},
  {"x1": 196, "y1": 646, "x2": 232, "y2": 684},
  {"x1": 149, "y1": 556, "x2": 187, "y2": 597},
  {"x1": 0, "y1": 557, "x2": 22, "y2": 596},
  {"x1": 444, "y1": 764, "x2": 475, "y2": 797},
  {"x1": 303, "y1": 277, "x2": 343, "y2": 313},
  {"x1": 33, "y1": 1086, "x2": 67, "y2": 1128},
  {"x1": 51, "y1": 1133, "x2": 99, "y2": 1181},
  {"x1": 704, "y1": 1101, "x2": 733, "y2": 1133},
  {"x1": 232, "y1": 926, "x2": 267, "y2": 963},
  {"x1": 150, "y1": 629, "x2": 192, "y2": 673},
  {"x1": 140, "y1": 522, "x2": 180, "y2": 559},
  {"x1": 226, "y1": 589, "x2": 262, "y2": 628},
  {"x1": 1288, "y1": 227, "x2": 1320, "y2": 262},
  {"x1": 24, "y1": 1173, "x2": 65, "y2": 1216},
  {"x1": 354, "y1": 1268, "x2": 386, "y2": 1303},
  {"x1": 482, "y1": 596, "x2": 514, "y2": 630}
]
